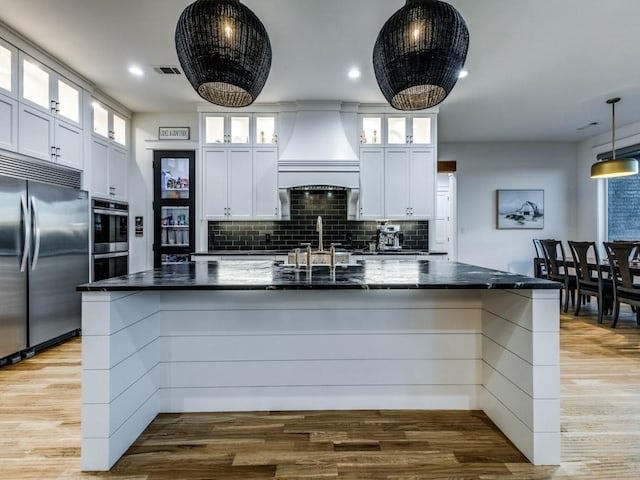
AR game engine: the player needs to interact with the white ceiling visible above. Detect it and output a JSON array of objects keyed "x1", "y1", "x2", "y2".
[{"x1": 0, "y1": 0, "x2": 639, "y2": 143}]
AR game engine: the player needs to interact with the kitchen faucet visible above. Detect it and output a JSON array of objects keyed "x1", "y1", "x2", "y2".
[{"x1": 316, "y1": 215, "x2": 323, "y2": 252}]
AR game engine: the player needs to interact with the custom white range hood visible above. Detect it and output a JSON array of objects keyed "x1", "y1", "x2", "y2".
[{"x1": 278, "y1": 102, "x2": 360, "y2": 219}]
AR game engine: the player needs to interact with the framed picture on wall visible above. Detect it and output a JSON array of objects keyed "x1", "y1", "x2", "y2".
[{"x1": 496, "y1": 189, "x2": 544, "y2": 229}]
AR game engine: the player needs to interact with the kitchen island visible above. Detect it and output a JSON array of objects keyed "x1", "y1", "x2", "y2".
[{"x1": 78, "y1": 259, "x2": 560, "y2": 470}]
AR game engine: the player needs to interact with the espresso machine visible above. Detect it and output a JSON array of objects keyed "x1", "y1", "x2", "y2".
[{"x1": 376, "y1": 222, "x2": 402, "y2": 251}]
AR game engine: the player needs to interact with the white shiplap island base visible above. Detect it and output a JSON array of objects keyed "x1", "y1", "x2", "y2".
[{"x1": 78, "y1": 260, "x2": 560, "y2": 471}]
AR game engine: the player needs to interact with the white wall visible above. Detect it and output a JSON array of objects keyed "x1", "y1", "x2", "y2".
[
  {"x1": 129, "y1": 113, "x2": 199, "y2": 273},
  {"x1": 439, "y1": 143, "x2": 578, "y2": 275}
]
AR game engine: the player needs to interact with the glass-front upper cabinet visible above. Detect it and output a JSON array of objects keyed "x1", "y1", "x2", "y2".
[
  {"x1": 387, "y1": 116, "x2": 408, "y2": 145},
  {"x1": 20, "y1": 53, "x2": 82, "y2": 126},
  {"x1": 0, "y1": 39, "x2": 17, "y2": 97},
  {"x1": 92, "y1": 99, "x2": 128, "y2": 148},
  {"x1": 411, "y1": 116, "x2": 432, "y2": 145},
  {"x1": 384, "y1": 115, "x2": 434, "y2": 146},
  {"x1": 204, "y1": 114, "x2": 251, "y2": 145},
  {"x1": 254, "y1": 115, "x2": 277, "y2": 144},
  {"x1": 359, "y1": 115, "x2": 383, "y2": 146}
]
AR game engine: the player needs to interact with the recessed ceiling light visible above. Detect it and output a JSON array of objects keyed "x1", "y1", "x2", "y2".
[
  {"x1": 348, "y1": 68, "x2": 361, "y2": 79},
  {"x1": 128, "y1": 65, "x2": 144, "y2": 77},
  {"x1": 458, "y1": 69, "x2": 469, "y2": 79}
]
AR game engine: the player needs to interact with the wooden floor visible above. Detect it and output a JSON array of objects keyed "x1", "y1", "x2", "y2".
[{"x1": 2, "y1": 305, "x2": 640, "y2": 479}]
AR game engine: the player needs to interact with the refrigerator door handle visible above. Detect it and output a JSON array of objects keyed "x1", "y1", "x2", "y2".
[
  {"x1": 20, "y1": 195, "x2": 30, "y2": 272},
  {"x1": 30, "y1": 196, "x2": 41, "y2": 271}
]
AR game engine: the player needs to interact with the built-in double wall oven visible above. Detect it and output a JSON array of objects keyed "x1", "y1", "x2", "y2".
[{"x1": 92, "y1": 199, "x2": 129, "y2": 281}]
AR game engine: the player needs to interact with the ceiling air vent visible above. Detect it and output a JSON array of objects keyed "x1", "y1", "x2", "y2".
[{"x1": 153, "y1": 66, "x2": 182, "y2": 75}]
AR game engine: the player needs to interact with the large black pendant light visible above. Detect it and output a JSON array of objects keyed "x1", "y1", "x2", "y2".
[
  {"x1": 373, "y1": 0, "x2": 469, "y2": 110},
  {"x1": 175, "y1": 0, "x2": 272, "y2": 107},
  {"x1": 591, "y1": 98, "x2": 639, "y2": 179}
]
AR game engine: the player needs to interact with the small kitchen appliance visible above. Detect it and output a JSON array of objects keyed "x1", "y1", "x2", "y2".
[{"x1": 376, "y1": 222, "x2": 403, "y2": 251}]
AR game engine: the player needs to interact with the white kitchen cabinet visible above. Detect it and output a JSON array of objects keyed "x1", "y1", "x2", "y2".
[
  {"x1": 408, "y1": 148, "x2": 436, "y2": 218},
  {"x1": 359, "y1": 147, "x2": 385, "y2": 219},
  {"x1": 359, "y1": 115, "x2": 383, "y2": 147},
  {"x1": 202, "y1": 113, "x2": 278, "y2": 146},
  {"x1": 360, "y1": 114, "x2": 434, "y2": 147},
  {"x1": 358, "y1": 112, "x2": 436, "y2": 220},
  {"x1": 90, "y1": 136, "x2": 128, "y2": 201},
  {"x1": 386, "y1": 114, "x2": 433, "y2": 146},
  {"x1": 0, "y1": 92, "x2": 17, "y2": 151},
  {"x1": 253, "y1": 147, "x2": 279, "y2": 220},
  {"x1": 0, "y1": 38, "x2": 18, "y2": 99},
  {"x1": 254, "y1": 115, "x2": 278, "y2": 145},
  {"x1": 18, "y1": 103, "x2": 52, "y2": 160},
  {"x1": 384, "y1": 148, "x2": 410, "y2": 219},
  {"x1": 109, "y1": 146, "x2": 128, "y2": 200},
  {"x1": 203, "y1": 147, "x2": 253, "y2": 220},
  {"x1": 203, "y1": 114, "x2": 251, "y2": 145},
  {"x1": 92, "y1": 99, "x2": 128, "y2": 149},
  {"x1": 18, "y1": 103, "x2": 82, "y2": 168},
  {"x1": 20, "y1": 52, "x2": 82, "y2": 127},
  {"x1": 384, "y1": 147, "x2": 435, "y2": 220}
]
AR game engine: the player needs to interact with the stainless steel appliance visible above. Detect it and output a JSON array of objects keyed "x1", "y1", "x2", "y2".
[
  {"x1": 92, "y1": 199, "x2": 129, "y2": 281},
  {"x1": 377, "y1": 223, "x2": 403, "y2": 251},
  {"x1": 0, "y1": 175, "x2": 89, "y2": 363}
]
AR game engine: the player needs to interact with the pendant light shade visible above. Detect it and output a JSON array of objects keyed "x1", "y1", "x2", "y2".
[
  {"x1": 373, "y1": 0, "x2": 469, "y2": 111},
  {"x1": 590, "y1": 98, "x2": 639, "y2": 179},
  {"x1": 175, "y1": 0, "x2": 272, "y2": 108}
]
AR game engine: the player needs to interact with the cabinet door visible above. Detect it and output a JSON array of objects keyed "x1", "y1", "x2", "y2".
[
  {"x1": 228, "y1": 148, "x2": 253, "y2": 219},
  {"x1": 409, "y1": 148, "x2": 435, "y2": 219},
  {"x1": 18, "y1": 103, "x2": 53, "y2": 161},
  {"x1": 0, "y1": 93, "x2": 17, "y2": 151},
  {"x1": 109, "y1": 146, "x2": 128, "y2": 200},
  {"x1": 254, "y1": 115, "x2": 277, "y2": 145},
  {"x1": 203, "y1": 149, "x2": 229, "y2": 219},
  {"x1": 410, "y1": 116, "x2": 433, "y2": 145},
  {"x1": 359, "y1": 148, "x2": 385, "y2": 220},
  {"x1": 384, "y1": 148, "x2": 410, "y2": 219},
  {"x1": 359, "y1": 115, "x2": 383, "y2": 147},
  {"x1": 386, "y1": 116, "x2": 408, "y2": 145},
  {"x1": 203, "y1": 115, "x2": 225, "y2": 144},
  {"x1": 0, "y1": 39, "x2": 17, "y2": 98},
  {"x1": 253, "y1": 148, "x2": 278, "y2": 219},
  {"x1": 229, "y1": 115, "x2": 251, "y2": 144},
  {"x1": 56, "y1": 77, "x2": 81, "y2": 126},
  {"x1": 90, "y1": 137, "x2": 110, "y2": 198},
  {"x1": 54, "y1": 119, "x2": 83, "y2": 169},
  {"x1": 20, "y1": 54, "x2": 52, "y2": 112}
]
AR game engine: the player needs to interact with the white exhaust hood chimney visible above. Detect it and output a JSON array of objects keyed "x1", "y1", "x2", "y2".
[
  {"x1": 277, "y1": 102, "x2": 360, "y2": 220},
  {"x1": 278, "y1": 102, "x2": 359, "y2": 189}
]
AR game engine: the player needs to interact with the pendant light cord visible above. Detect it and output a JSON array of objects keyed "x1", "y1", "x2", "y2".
[{"x1": 612, "y1": 101, "x2": 616, "y2": 160}]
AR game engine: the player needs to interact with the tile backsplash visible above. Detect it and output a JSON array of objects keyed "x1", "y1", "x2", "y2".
[{"x1": 208, "y1": 190, "x2": 428, "y2": 251}]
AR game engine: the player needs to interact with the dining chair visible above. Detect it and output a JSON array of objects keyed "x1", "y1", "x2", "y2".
[
  {"x1": 568, "y1": 241, "x2": 612, "y2": 324},
  {"x1": 532, "y1": 238, "x2": 547, "y2": 279},
  {"x1": 540, "y1": 239, "x2": 576, "y2": 313},
  {"x1": 603, "y1": 241, "x2": 640, "y2": 328}
]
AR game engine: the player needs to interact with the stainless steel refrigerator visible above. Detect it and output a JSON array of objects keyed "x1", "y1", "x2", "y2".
[{"x1": 0, "y1": 175, "x2": 89, "y2": 362}]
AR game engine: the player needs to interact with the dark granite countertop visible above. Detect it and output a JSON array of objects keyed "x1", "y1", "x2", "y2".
[
  {"x1": 78, "y1": 259, "x2": 560, "y2": 292},
  {"x1": 191, "y1": 250, "x2": 432, "y2": 256}
]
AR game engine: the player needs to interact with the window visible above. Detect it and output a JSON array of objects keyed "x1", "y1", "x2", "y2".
[{"x1": 608, "y1": 174, "x2": 640, "y2": 240}]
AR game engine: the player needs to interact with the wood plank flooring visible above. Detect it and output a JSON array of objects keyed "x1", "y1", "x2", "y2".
[{"x1": 2, "y1": 305, "x2": 640, "y2": 479}]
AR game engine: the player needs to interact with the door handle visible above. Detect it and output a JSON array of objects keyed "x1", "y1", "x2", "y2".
[
  {"x1": 20, "y1": 195, "x2": 30, "y2": 272},
  {"x1": 30, "y1": 196, "x2": 41, "y2": 271}
]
